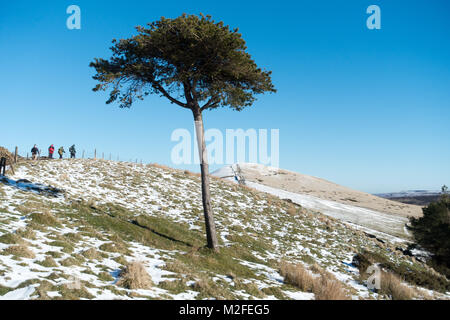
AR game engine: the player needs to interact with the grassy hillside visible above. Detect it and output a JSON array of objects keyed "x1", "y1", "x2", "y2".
[{"x1": 0, "y1": 159, "x2": 448, "y2": 300}]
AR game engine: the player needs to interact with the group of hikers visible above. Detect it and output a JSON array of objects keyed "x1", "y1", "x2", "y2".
[{"x1": 31, "y1": 144, "x2": 77, "y2": 160}]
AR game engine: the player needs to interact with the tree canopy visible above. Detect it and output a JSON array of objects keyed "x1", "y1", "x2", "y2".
[
  {"x1": 90, "y1": 13, "x2": 276, "y2": 112},
  {"x1": 409, "y1": 196, "x2": 450, "y2": 276}
]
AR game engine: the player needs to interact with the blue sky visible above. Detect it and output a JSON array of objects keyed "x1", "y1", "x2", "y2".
[{"x1": 1, "y1": 0, "x2": 449, "y2": 193}]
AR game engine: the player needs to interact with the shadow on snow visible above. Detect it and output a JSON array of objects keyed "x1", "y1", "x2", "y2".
[{"x1": 0, "y1": 176, "x2": 65, "y2": 198}]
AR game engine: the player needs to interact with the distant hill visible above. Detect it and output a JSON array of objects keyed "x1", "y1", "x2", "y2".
[{"x1": 375, "y1": 190, "x2": 442, "y2": 206}]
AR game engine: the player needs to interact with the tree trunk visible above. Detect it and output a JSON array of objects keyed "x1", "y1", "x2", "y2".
[{"x1": 193, "y1": 108, "x2": 219, "y2": 251}]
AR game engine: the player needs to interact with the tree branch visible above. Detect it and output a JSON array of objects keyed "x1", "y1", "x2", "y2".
[
  {"x1": 201, "y1": 97, "x2": 219, "y2": 111},
  {"x1": 152, "y1": 82, "x2": 189, "y2": 109}
]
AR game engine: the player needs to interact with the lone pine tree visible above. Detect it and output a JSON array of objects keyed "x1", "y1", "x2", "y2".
[{"x1": 90, "y1": 13, "x2": 276, "y2": 251}]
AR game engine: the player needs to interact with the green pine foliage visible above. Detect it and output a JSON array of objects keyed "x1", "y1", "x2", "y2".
[
  {"x1": 89, "y1": 13, "x2": 276, "y2": 111},
  {"x1": 409, "y1": 192, "x2": 450, "y2": 276}
]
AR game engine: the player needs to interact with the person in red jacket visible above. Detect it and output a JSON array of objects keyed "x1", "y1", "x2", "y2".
[{"x1": 48, "y1": 144, "x2": 55, "y2": 159}]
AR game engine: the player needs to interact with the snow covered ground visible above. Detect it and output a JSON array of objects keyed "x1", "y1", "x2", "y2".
[
  {"x1": 245, "y1": 181, "x2": 409, "y2": 242},
  {"x1": 0, "y1": 160, "x2": 447, "y2": 300},
  {"x1": 213, "y1": 164, "x2": 411, "y2": 241}
]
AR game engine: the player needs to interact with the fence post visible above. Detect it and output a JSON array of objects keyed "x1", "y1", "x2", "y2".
[
  {"x1": 82, "y1": 150, "x2": 85, "y2": 159},
  {"x1": 94, "y1": 149, "x2": 97, "y2": 159},
  {"x1": 14, "y1": 146, "x2": 18, "y2": 163},
  {"x1": 102, "y1": 152, "x2": 104, "y2": 160},
  {"x1": 0, "y1": 157, "x2": 5, "y2": 176}
]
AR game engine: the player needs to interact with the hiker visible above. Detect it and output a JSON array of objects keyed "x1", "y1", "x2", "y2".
[
  {"x1": 69, "y1": 145, "x2": 76, "y2": 159},
  {"x1": 58, "y1": 146, "x2": 65, "y2": 159},
  {"x1": 48, "y1": 144, "x2": 55, "y2": 159},
  {"x1": 31, "y1": 144, "x2": 39, "y2": 161}
]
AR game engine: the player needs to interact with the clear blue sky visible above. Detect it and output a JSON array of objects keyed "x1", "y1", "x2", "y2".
[{"x1": 1, "y1": 0, "x2": 449, "y2": 193}]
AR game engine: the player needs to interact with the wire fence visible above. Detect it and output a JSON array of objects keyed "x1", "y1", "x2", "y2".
[{"x1": 9, "y1": 146, "x2": 144, "y2": 165}]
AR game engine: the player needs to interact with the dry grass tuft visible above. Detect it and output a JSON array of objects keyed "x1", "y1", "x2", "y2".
[
  {"x1": 4, "y1": 244, "x2": 35, "y2": 259},
  {"x1": 38, "y1": 256, "x2": 58, "y2": 268},
  {"x1": 286, "y1": 206, "x2": 299, "y2": 216},
  {"x1": 183, "y1": 170, "x2": 201, "y2": 178},
  {"x1": 380, "y1": 272, "x2": 414, "y2": 300},
  {"x1": 34, "y1": 281, "x2": 54, "y2": 300},
  {"x1": 81, "y1": 248, "x2": 101, "y2": 260},
  {"x1": 192, "y1": 276, "x2": 234, "y2": 300},
  {"x1": 280, "y1": 261, "x2": 350, "y2": 300},
  {"x1": 0, "y1": 233, "x2": 27, "y2": 245},
  {"x1": 149, "y1": 163, "x2": 172, "y2": 171},
  {"x1": 117, "y1": 261, "x2": 153, "y2": 290},
  {"x1": 415, "y1": 288, "x2": 433, "y2": 300},
  {"x1": 99, "y1": 241, "x2": 128, "y2": 254},
  {"x1": 280, "y1": 261, "x2": 315, "y2": 292},
  {"x1": 30, "y1": 211, "x2": 60, "y2": 226},
  {"x1": 16, "y1": 227, "x2": 37, "y2": 240},
  {"x1": 310, "y1": 263, "x2": 326, "y2": 276},
  {"x1": 313, "y1": 275, "x2": 350, "y2": 300}
]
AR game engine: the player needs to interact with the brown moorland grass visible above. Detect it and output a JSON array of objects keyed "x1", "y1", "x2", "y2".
[
  {"x1": 280, "y1": 261, "x2": 315, "y2": 292},
  {"x1": 37, "y1": 256, "x2": 58, "y2": 268},
  {"x1": 0, "y1": 233, "x2": 27, "y2": 245},
  {"x1": 117, "y1": 261, "x2": 153, "y2": 290},
  {"x1": 29, "y1": 211, "x2": 60, "y2": 227},
  {"x1": 380, "y1": 272, "x2": 414, "y2": 300},
  {"x1": 192, "y1": 276, "x2": 235, "y2": 300},
  {"x1": 4, "y1": 244, "x2": 35, "y2": 259},
  {"x1": 313, "y1": 275, "x2": 350, "y2": 300},
  {"x1": 280, "y1": 261, "x2": 350, "y2": 300},
  {"x1": 286, "y1": 206, "x2": 299, "y2": 216},
  {"x1": 149, "y1": 163, "x2": 173, "y2": 171},
  {"x1": 81, "y1": 248, "x2": 101, "y2": 260},
  {"x1": 16, "y1": 227, "x2": 37, "y2": 240}
]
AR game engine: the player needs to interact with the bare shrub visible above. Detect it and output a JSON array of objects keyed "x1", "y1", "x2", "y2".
[{"x1": 117, "y1": 261, "x2": 153, "y2": 290}]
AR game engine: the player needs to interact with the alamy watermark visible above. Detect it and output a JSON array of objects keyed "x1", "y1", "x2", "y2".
[
  {"x1": 366, "y1": 5, "x2": 381, "y2": 30},
  {"x1": 66, "y1": 5, "x2": 81, "y2": 30},
  {"x1": 171, "y1": 126, "x2": 279, "y2": 168},
  {"x1": 366, "y1": 264, "x2": 381, "y2": 290},
  {"x1": 64, "y1": 5, "x2": 380, "y2": 31},
  {"x1": 66, "y1": 274, "x2": 81, "y2": 290}
]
